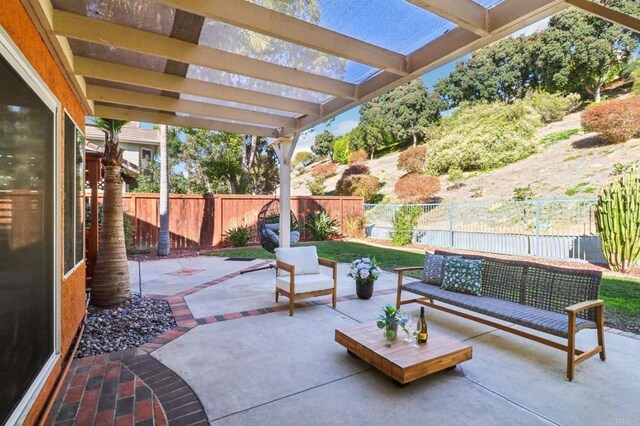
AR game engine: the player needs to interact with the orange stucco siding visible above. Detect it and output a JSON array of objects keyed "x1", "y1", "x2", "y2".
[{"x1": 1, "y1": 0, "x2": 87, "y2": 423}]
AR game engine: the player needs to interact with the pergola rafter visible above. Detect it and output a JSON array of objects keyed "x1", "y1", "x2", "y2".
[{"x1": 21, "y1": 0, "x2": 640, "y2": 138}]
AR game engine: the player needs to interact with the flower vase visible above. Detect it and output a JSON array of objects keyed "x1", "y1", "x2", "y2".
[
  {"x1": 355, "y1": 278, "x2": 374, "y2": 300},
  {"x1": 383, "y1": 324, "x2": 398, "y2": 347}
]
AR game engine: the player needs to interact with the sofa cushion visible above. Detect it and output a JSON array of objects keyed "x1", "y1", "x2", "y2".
[
  {"x1": 402, "y1": 281, "x2": 596, "y2": 337},
  {"x1": 276, "y1": 273, "x2": 334, "y2": 293},
  {"x1": 423, "y1": 253, "x2": 459, "y2": 285},
  {"x1": 441, "y1": 257, "x2": 484, "y2": 296},
  {"x1": 275, "y1": 246, "x2": 320, "y2": 275}
]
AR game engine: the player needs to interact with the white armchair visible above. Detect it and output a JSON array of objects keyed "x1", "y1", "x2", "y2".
[{"x1": 274, "y1": 246, "x2": 337, "y2": 316}]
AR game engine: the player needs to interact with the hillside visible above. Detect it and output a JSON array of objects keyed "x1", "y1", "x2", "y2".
[{"x1": 292, "y1": 108, "x2": 640, "y2": 203}]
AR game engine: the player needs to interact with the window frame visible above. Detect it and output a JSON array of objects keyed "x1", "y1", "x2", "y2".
[
  {"x1": 63, "y1": 111, "x2": 85, "y2": 278},
  {"x1": 1, "y1": 26, "x2": 62, "y2": 426},
  {"x1": 140, "y1": 146, "x2": 153, "y2": 171}
]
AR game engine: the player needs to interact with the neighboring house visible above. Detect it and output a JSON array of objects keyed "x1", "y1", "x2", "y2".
[{"x1": 85, "y1": 122, "x2": 165, "y2": 190}]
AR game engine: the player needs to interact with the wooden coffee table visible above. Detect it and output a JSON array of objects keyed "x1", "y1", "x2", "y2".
[{"x1": 335, "y1": 322, "x2": 472, "y2": 386}]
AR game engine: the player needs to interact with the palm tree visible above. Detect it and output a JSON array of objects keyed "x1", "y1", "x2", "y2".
[
  {"x1": 91, "y1": 118, "x2": 131, "y2": 308},
  {"x1": 158, "y1": 125, "x2": 170, "y2": 256}
]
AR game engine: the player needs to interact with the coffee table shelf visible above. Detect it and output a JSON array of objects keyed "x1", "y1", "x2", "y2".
[{"x1": 335, "y1": 322, "x2": 472, "y2": 386}]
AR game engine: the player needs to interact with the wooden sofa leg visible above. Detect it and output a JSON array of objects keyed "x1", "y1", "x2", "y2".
[
  {"x1": 289, "y1": 296, "x2": 294, "y2": 316},
  {"x1": 567, "y1": 313, "x2": 576, "y2": 381},
  {"x1": 597, "y1": 305, "x2": 606, "y2": 361},
  {"x1": 396, "y1": 273, "x2": 403, "y2": 309},
  {"x1": 332, "y1": 287, "x2": 337, "y2": 309},
  {"x1": 275, "y1": 290, "x2": 279, "y2": 303}
]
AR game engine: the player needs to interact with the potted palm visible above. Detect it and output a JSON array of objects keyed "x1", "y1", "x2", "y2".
[
  {"x1": 347, "y1": 257, "x2": 382, "y2": 299},
  {"x1": 377, "y1": 305, "x2": 408, "y2": 347}
]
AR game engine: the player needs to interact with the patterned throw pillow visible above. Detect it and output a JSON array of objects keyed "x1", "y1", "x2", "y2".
[
  {"x1": 423, "y1": 253, "x2": 459, "y2": 285},
  {"x1": 441, "y1": 257, "x2": 484, "y2": 296}
]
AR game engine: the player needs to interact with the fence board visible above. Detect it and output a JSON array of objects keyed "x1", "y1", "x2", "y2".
[{"x1": 93, "y1": 193, "x2": 363, "y2": 251}]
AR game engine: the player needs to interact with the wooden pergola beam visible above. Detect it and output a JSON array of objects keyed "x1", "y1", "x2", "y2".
[
  {"x1": 297, "y1": 0, "x2": 567, "y2": 134},
  {"x1": 564, "y1": 0, "x2": 640, "y2": 33},
  {"x1": 407, "y1": 0, "x2": 489, "y2": 36},
  {"x1": 154, "y1": 0, "x2": 407, "y2": 75},
  {"x1": 74, "y1": 57, "x2": 320, "y2": 117},
  {"x1": 19, "y1": 0, "x2": 94, "y2": 114},
  {"x1": 53, "y1": 10, "x2": 357, "y2": 100},
  {"x1": 87, "y1": 85, "x2": 296, "y2": 129},
  {"x1": 93, "y1": 105, "x2": 280, "y2": 138}
]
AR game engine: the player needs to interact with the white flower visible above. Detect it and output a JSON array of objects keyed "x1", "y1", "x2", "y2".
[{"x1": 360, "y1": 269, "x2": 370, "y2": 279}]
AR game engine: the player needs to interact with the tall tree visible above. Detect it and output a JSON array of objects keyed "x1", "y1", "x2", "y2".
[
  {"x1": 311, "y1": 130, "x2": 335, "y2": 160},
  {"x1": 90, "y1": 118, "x2": 131, "y2": 308},
  {"x1": 349, "y1": 118, "x2": 392, "y2": 160},
  {"x1": 158, "y1": 125, "x2": 170, "y2": 256},
  {"x1": 531, "y1": 4, "x2": 639, "y2": 101},
  {"x1": 362, "y1": 79, "x2": 445, "y2": 146},
  {"x1": 435, "y1": 36, "x2": 534, "y2": 108}
]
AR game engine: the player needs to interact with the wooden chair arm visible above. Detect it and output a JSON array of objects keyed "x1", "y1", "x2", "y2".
[
  {"x1": 275, "y1": 260, "x2": 295, "y2": 274},
  {"x1": 318, "y1": 258, "x2": 337, "y2": 268},
  {"x1": 394, "y1": 266, "x2": 424, "y2": 272},
  {"x1": 565, "y1": 299, "x2": 604, "y2": 314}
]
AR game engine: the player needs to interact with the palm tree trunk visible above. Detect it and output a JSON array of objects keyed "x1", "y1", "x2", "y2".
[
  {"x1": 91, "y1": 165, "x2": 131, "y2": 307},
  {"x1": 158, "y1": 126, "x2": 170, "y2": 256}
]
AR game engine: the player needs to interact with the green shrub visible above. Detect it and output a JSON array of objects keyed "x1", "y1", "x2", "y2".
[
  {"x1": 565, "y1": 182, "x2": 595, "y2": 196},
  {"x1": 582, "y1": 97, "x2": 640, "y2": 144},
  {"x1": 512, "y1": 185, "x2": 536, "y2": 201},
  {"x1": 397, "y1": 144, "x2": 428, "y2": 174},
  {"x1": 306, "y1": 178, "x2": 326, "y2": 196},
  {"x1": 389, "y1": 206, "x2": 421, "y2": 246},
  {"x1": 425, "y1": 101, "x2": 541, "y2": 175},
  {"x1": 304, "y1": 210, "x2": 339, "y2": 241},
  {"x1": 333, "y1": 135, "x2": 351, "y2": 165},
  {"x1": 540, "y1": 129, "x2": 580, "y2": 147},
  {"x1": 223, "y1": 225, "x2": 254, "y2": 247},
  {"x1": 348, "y1": 150, "x2": 368, "y2": 164},
  {"x1": 292, "y1": 151, "x2": 314, "y2": 168},
  {"x1": 527, "y1": 91, "x2": 571, "y2": 123},
  {"x1": 394, "y1": 173, "x2": 440, "y2": 204}
]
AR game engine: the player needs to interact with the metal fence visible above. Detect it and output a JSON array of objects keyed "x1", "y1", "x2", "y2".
[{"x1": 364, "y1": 199, "x2": 606, "y2": 262}]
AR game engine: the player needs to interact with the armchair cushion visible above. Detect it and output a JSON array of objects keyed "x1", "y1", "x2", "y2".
[
  {"x1": 275, "y1": 246, "x2": 320, "y2": 275},
  {"x1": 276, "y1": 273, "x2": 334, "y2": 293}
]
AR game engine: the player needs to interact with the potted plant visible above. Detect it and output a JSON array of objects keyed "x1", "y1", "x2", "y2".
[
  {"x1": 377, "y1": 305, "x2": 408, "y2": 347},
  {"x1": 347, "y1": 257, "x2": 382, "y2": 300}
]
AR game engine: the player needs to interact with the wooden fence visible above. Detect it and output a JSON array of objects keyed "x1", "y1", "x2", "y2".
[{"x1": 94, "y1": 193, "x2": 364, "y2": 251}]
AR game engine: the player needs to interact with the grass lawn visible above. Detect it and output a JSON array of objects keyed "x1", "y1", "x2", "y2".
[{"x1": 206, "y1": 241, "x2": 640, "y2": 333}]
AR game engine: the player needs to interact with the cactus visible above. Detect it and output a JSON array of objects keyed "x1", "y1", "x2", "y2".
[{"x1": 595, "y1": 173, "x2": 640, "y2": 273}]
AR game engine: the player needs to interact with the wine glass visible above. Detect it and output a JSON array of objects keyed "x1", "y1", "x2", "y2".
[{"x1": 403, "y1": 315, "x2": 415, "y2": 343}]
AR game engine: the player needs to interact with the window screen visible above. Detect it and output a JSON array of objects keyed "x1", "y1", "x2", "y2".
[
  {"x1": 64, "y1": 114, "x2": 84, "y2": 274},
  {"x1": 0, "y1": 55, "x2": 55, "y2": 422}
]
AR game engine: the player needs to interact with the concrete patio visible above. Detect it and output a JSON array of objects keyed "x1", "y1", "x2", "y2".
[{"x1": 122, "y1": 255, "x2": 640, "y2": 425}]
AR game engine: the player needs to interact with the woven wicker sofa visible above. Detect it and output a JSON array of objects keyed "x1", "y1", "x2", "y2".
[{"x1": 395, "y1": 250, "x2": 605, "y2": 380}]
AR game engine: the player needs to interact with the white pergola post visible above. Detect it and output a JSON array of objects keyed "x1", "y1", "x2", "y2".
[{"x1": 272, "y1": 134, "x2": 299, "y2": 249}]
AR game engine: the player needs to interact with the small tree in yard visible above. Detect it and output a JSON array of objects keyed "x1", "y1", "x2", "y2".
[
  {"x1": 398, "y1": 145, "x2": 428, "y2": 174},
  {"x1": 389, "y1": 206, "x2": 421, "y2": 246},
  {"x1": 91, "y1": 118, "x2": 131, "y2": 308},
  {"x1": 581, "y1": 97, "x2": 640, "y2": 144},
  {"x1": 596, "y1": 173, "x2": 640, "y2": 273},
  {"x1": 395, "y1": 174, "x2": 440, "y2": 204}
]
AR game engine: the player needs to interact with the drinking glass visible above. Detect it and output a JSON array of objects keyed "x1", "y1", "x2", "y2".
[{"x1": 403, "y1": 316, "x2": 414, "y2": 343}]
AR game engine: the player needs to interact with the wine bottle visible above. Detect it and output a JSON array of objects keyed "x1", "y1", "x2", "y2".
[{"x1": 418, "y1": 307, "x2": 428, "y2": 344}]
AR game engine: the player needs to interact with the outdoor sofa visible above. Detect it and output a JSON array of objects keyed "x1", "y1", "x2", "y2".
[{"x1": 395, "y1": 250, "x2": 605, "y2": 380}]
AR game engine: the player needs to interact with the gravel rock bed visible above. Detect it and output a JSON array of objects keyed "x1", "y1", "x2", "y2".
[{"x1": 76, "y1": 294, "x2": 176, "y2": 358}]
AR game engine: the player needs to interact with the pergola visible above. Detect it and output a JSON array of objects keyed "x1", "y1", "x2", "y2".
[{"x1": 21, "y1": 0, "x2": 640, "y2": 247}]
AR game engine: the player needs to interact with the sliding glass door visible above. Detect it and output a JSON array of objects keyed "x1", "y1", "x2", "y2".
[{"x1": 0, "y1": 50, "x2": 56, "y2": 422}]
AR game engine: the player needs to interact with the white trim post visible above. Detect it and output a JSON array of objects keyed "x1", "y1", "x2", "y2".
[{"x1": 273, "y1": 134, "x2": 298, "y2": 249}]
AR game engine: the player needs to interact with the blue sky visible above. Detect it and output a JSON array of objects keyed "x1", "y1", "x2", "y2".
[{"x1": 295, "y1": 17, "x2": 551, "y2": 153}]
